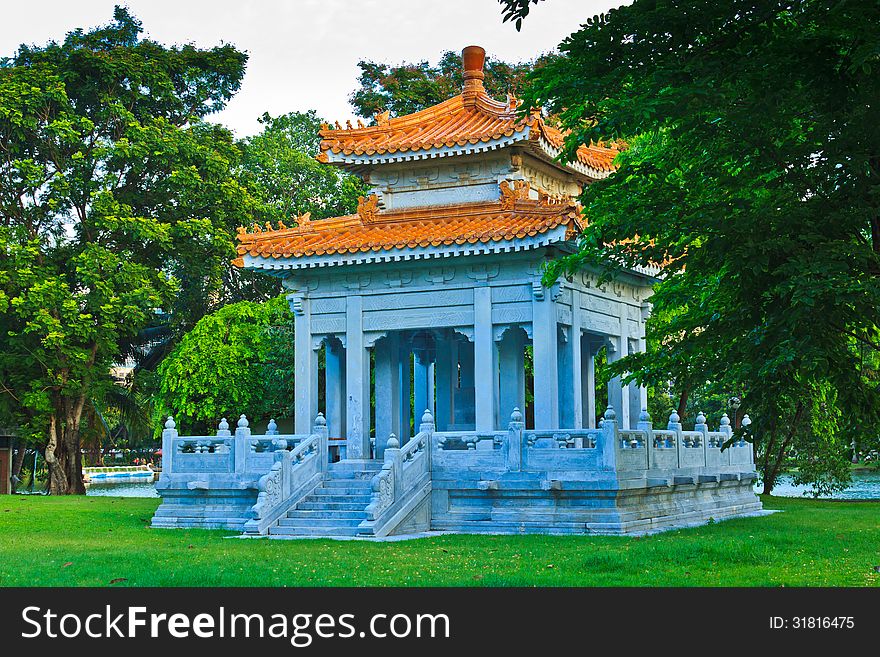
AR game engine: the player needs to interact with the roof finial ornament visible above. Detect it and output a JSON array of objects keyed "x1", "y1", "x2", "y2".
[
  {"x1": 461, "y1": 45, "x2": 486, "y2": 103},
  {"x1": 374, "y1": 109, "x2": 390, "y2": 126},
  {"x1": 357, "y1": 194, "x2": 380, "y2": 223}
]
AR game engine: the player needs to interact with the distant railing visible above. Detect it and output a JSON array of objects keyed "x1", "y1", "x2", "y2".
[
  {"x1": 159, "y1": 415, "x2": 314, "y2": 484},
  {"x1": 432, "y1": 406, "x2": 754, "y2": 474}
]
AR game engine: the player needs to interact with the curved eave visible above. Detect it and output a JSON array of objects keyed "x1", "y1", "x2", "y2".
[{"x1": 240, "y1": 226, "x2": 571, "y2": 274}]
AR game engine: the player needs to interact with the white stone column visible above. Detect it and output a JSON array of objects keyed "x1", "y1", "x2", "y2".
[
  {"x1": 498, "y1": 329, "x2": 525, "y2": 425},
  {"x1": 290, "y1": 293, "x2": 318, "y2": 435},
  {"x1": 627, "y1": 337, "x2": 643, "y2": 426},
  {"x1": 474, "y1": 286, "x2": 496, "y2": 431},
  {"x1": 374, "y1": 333, "x2": 399, "y2": 458},
  {"x1": 399, "y1": 343, "x2": 412, "y2": 441},
  {"x1": 606, "y1": 302, "x2": 634, "y2": 431},
  {"x1": 434, "y1": 334, "x2": 456, "y2": 431},
  {"x1": 532, "y1": 284, "x2": 559, "y2": 430},
  {"x1": 583, "y1": 338, "x2": 597, "y2": 429},
  {"x1": 345, "y1": 295, "x2": 371, "y2": 458},
  {"x1": 325, "y1": 338, "x2": 346, "y2": 439},
  {"x1": 413, "y1": 351, "x2": 432, "y2": 433},
  {"x1": 570, "y1": 291, "x2": 583, "y2": 429}
]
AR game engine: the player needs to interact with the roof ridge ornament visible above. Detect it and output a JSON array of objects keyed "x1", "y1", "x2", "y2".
[
  {"x1": 357, "y1": 193, "x2": 380, "y2": 223},
  {"x1": 499, "y1": 179, "x2": 530, "y2": 210}
]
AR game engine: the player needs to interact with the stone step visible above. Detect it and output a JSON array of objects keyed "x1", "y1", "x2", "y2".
[
  {"x1": 321, "y1": 479, "x2": 374, "y2": 489},
  {"x1": 308, "y1": 492, "x2": 372, "y2": 503},
  {"x1": 296, "y1": 501, "x2": 370, "y2": 511},
  {"x1": 312, "y1": 485, "x2": 373, "y2": 496},
  {"x1": 277, "y1": 516, "x2": 362, "y2": 528},
  {"x1": 269, "y1": 525, "x2": 362, "y2": 537},
  {"x1": 286, "y1": 509, "x2": 368, "y2": 520}
]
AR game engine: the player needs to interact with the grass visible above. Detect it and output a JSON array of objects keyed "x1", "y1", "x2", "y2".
[{"x1": 0, "y1": 495, "x2": 877, "y2": 587}]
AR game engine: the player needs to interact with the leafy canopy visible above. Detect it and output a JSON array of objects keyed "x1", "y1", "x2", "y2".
[
  {"x1": 512, "y1": 0, "x2": 880, "y2": 493},
  {"x1": 0, "y1": 6, "x2": 251, "y2": 492}
]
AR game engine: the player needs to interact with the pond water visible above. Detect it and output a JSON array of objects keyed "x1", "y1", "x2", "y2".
[
  {"x1": 86, "y1": 480, "x2": 158, "y2": 498},
  {"x1": 81, "y1": 472, "x2": 880, "y2": 500},
  {"x1": 758, "y1": 471, "x2": 880, "y2": 500}
]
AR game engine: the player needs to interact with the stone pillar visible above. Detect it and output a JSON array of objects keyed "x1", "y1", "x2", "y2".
[
  {"x1": 399, "y1": 343, "x2": 412, "y2": 442},
  {"x1": 606, "y1": 346, "x2": 626, "y2": 431},
  {"x1": 498, "y1": 329, "x2": 525, "y2": 426},
  {"x1": 434, "y1": 333, "x2": 456, "y2": 431},
  {"x1": 532, "y1": 284, "x2": 559, "y2": 430},
  {"x1": 570, "y1": 291, "x2": 584, "y2": 429},
  {"x1": 374, "y1": 333, "x2": 400, "y2": 459},
  {"x1": 583, "y1": 338, "x2": 597, "y2": 429},
  {"x1": 474, "y1": 287, "x2": 496, "y2": 431},
  {"x1": 413, "y1": 351, "x2": 431, "y2": 429},
  {"x1": 558, "y1": 327, "x2": 574, "y2": 429},
  {"x1": 345, "y1": 295, "x2": 371, "y2": 458},
  {"x1": 290, "y1": 292, "x2": 318, "y2": 435},
  {"x1": 627, "y1": 337, "x2": 643, "y2": 429},
  {"x1": 325, "y1": 338, "x2": 346, "y2": 439}
]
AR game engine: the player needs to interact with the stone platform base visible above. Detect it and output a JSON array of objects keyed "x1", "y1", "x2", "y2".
[
  {"x1": 151, "y1": 486, "x2": 257, "y2": 531},
  {"x1": 430, "y1": 474, "x2": 762, "y2": 536}
]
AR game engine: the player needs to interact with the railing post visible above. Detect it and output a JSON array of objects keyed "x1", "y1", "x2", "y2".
[
  {"x1": 601, "y1": 406, "x2": 618, "y2": 470},
  {"x1": 637, "y1": 408, "x2": 653, "y2": 469},
  {"x1": 695, "y1": 411, "x2": 709, "y2": 466},
  {"x1": 506, "y1": 407, "x2": 524, "y2": 471},
  {"x1": 719, "y1": 413, "x2": 733, "y2": 465},
  {"x1": 668, "y1": 410, "x2": 683, "y2": 467},
  {"x1": 385, "y1": 433, "x2": 402, "y2": 500},
  {"x1": 161, "y1": 416, "x2": 178, "y2": 481},
  {"x1": 313, "y1": 412, "x2": 328, "y2": 472},
  {"x1": 234, "y1": 414, "x2": 251, "y2": 475},
  {"x1": 419, "y1": 409, "x2": 434, "y2": 472}
]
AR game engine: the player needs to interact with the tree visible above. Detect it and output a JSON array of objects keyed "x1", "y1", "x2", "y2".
[
  {"x1": 349, "y1": 50, "x2": 550, "y2": 119},
  {"x1": 509, "y1": 0, "x2": 880, "y2": 494},
  {"x1": 0, "y1": 7, "x2": 251, "y2": 493},
  {"x1": 154, "y1": 296, "x2": 294, "y2": 434}
]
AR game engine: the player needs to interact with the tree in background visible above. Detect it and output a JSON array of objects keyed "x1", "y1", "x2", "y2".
[
  {"x1": 154, "y1": 296, "x2": 295, "y2": 435},
  {"x1": 0, "y1": 7, "x2": 250, "y2": 493},
  {"x1": 349, "y1": 50, "x2": 551, "y2": 119},
  {"x1": 504, "y1": 0, "x2": 880, "y2": 494}
]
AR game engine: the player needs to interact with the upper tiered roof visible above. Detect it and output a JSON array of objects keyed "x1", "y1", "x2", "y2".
[{"x1": 317, "y1": 46, "x2": 617, "y2": 180}]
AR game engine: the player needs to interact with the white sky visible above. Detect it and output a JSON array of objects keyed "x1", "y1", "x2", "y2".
[{"x1": 0, "y1": 0, "x2": 625, "y2": 137}]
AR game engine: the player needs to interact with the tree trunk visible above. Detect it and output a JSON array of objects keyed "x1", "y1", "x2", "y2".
[
  {"x1": 44, "y1": 398, "x2": 88, "y2": 495},
  {"x1": 676, "y1": 387, "x2": 690, "y2": 421}
]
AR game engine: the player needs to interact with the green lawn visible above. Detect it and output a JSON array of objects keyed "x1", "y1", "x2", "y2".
[{"x1": 0, "y1": 495, "x2": 877, "y2": 587}]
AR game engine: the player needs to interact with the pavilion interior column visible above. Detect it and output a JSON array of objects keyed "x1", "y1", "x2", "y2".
[
  {"x1": 582, "y1": 336, "x2": 597, "y2": 429},
  {"x1": 413, "y1": 350, "x2": 433, "y2": 432},
  {"x1": 291, "y1": 293, "x2": 318, "y2": 435},
  {"x1": 532, "y1": 286, "x2": 559, "y2": 430},
  {"x1": 398, "y1": 339, "x2": 412, "y2": 442},
  {"x1": 607, "y1": 333, "x2": 629, "y2": 429},
  {"x1": 557, "y1": 326, "x2": 575, "y2": 429},
  {"x1": 569, "y1": 290, "x2": 583, "y2": 429},
  {"x1": 345, "y1": 295, "x2": 371, "y2": 458},
  {"x1": 498, "y1": 328, "x2": 525, "y2": 424},
  {"x1": 324, "y1": 337, "x2": 346, "y2": 439},
  {"x1": 627, "y1": 337, "x2": 645, "y2": 423},
  {"x1": 374, "y1": 333, "x2": 400, "y2": 458},
  {"x1": 473, "y1": 287, "x2": 497, "y2": 431},
  {"x1": 454, "y1": 340, "x2": 475, "y2": 428},
  {"x1": 434, "y1": 332, "x2": 456, "y2": 431}
]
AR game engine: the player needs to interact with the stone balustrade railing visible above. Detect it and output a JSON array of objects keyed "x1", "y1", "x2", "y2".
[
  {"x1": 244, "y1": 413, "x2": 329, "y2": 534},
  {"x1": 160, "y1": 414, "x2": 317, "y2": 485},
  {"x1": 364, "y1": 410, "x2": 434, "y2": 527},
  {"x1": 433, "y1": 406, "x2": 754, "y2": 475}
]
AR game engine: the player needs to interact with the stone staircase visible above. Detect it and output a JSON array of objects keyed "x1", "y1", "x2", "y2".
[{"x1": 268, "y1": 460, "x2": 382, "y2": 537}]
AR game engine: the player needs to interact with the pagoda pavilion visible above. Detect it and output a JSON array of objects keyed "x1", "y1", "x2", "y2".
[{"x1": 152, "y1": 46, "x2": 762, "y2": 537}]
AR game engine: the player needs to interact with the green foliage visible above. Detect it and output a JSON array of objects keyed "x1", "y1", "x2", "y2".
[
  {"x1": 240, "y1": 110, "x2": 367, "y2": 222},
  {"x1": 0, "y1": 7, "x2": 251, "y2": 492},
  {"x1": 522, "y1": 1, "x2": 880, "y2": 493},
  {"x1": 155, "y1": 296, "x2": 294, "y2": 434},
  {"x1": 349, "y1": 50, "x2": 550, "y2": 119}
]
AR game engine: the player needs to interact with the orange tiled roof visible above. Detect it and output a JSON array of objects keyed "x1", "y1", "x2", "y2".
[
  {"x1": 235, "y1": 195, "x2": 582, "y2": 264},
  {"x1": 318, "y1": 77, "x2": 617, "y2": 175},
  {"x1": 319, "y1": 98, "x2": 617, "y2": 173}
]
